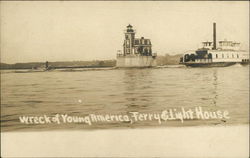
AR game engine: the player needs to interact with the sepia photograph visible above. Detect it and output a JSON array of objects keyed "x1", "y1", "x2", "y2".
[{"x1": 0, "y1": 1, "x2": 249, "y2": 157}]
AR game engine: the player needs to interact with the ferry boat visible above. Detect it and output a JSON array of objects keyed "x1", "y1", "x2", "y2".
[
  {"x1": 116, "y1": 24, "x2": 157, "y2": 68},
  {"x1": 180, "y1": 23, "x2": 249, "y2": 67}
]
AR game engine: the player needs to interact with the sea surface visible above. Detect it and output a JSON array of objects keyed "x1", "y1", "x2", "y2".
[{"x1": 1, "y1": 65, "x2": 249, "y2": 132}]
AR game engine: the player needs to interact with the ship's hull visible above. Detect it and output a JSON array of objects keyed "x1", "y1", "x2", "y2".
[
  {"x1": 182, "y1": 62, "x2": 248, "y2": 67},
  {"x1": 116, "y1": 55, "x2": 157, "y2": 68}
]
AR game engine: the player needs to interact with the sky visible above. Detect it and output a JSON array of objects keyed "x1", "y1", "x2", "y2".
[{"x1": 0, "y1": 1, "x2": 249, "y2": 64}]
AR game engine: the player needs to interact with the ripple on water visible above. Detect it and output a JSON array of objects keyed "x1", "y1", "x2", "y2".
[{"x1": 1, "y1": 66, "x2": 249, "y2": 131}]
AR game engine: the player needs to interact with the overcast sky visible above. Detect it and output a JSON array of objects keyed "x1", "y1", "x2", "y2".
[{"x1": 1, "y1": 1, "x2": 249, "y2": 63}]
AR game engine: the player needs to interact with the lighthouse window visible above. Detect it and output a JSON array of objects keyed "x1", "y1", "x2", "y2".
[
  {"x1": 237, "y1": 54, "x2": 239, "y2": 58},
  {"x1": 126, "y1": 40, "x2": 129, "y2": 45},
  {"x1": 232, "y1": 54, "x2": 234, "y2": 58},
  {"x1": 222, "y1": 54, "x2": 224, "y2": 58},
  {"x1": 216, "y1": 54, "x2": 218, "y2": 58},
  {"x1": 135, "y1": 40, "x2": 139, "y2": 45}
]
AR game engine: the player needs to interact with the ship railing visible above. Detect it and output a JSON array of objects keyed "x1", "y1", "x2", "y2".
[{"x1": 195, "y1": 59, "x2": 212, "y2": 63}]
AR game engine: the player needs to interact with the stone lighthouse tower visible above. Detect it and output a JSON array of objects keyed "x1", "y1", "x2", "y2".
[{"x1": 123, "y1": 24, "x2": 135, "y2": 55}]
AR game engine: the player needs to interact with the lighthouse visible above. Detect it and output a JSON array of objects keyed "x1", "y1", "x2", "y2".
[
  {"x1": 116, "y1": 24, "x2": 157, "y2": 68},
  {"x1": 124, "y1": 24, "x2": 135, "y2": 55}
]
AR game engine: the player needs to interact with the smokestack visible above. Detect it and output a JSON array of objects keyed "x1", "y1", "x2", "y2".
[{"x1": 213, "y1": 23, "x2": 216, "y2": 50}]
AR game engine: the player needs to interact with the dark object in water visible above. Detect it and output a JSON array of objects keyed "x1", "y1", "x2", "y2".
[{"x1": 45, "y1": 61, "x2": 49, "y2": 69}]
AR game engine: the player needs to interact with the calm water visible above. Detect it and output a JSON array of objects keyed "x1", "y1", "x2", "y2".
[{"x1": 1, "y1": 65, "x2": 249, "y2": 132}]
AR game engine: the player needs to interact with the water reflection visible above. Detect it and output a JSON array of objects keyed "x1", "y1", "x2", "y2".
[
  {"x1": 123, "y1": 69, "x2": 155, "y2": 111},
  {"x1": 212, "y1": 69, "x2": 218, "y2": 106}
]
